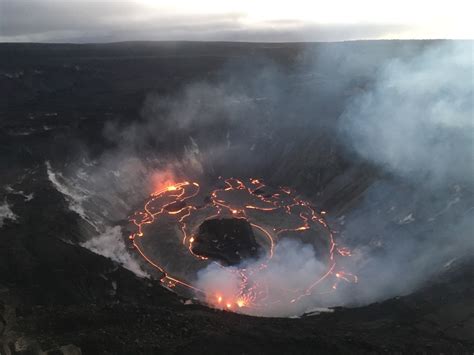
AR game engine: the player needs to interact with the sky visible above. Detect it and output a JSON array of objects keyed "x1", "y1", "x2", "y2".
[{"x1": 0, "y1": 0, "x2": 472, "y2": 43}]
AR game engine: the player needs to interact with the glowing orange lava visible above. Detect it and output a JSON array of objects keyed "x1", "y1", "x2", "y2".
[{"x1": 128, "y1": 177, "x2": 357, "y2": 313}]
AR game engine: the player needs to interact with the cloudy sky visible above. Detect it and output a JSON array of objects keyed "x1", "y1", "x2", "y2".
[{"x1": 0, "y1": 0, "x2": 472, "y2": 43}]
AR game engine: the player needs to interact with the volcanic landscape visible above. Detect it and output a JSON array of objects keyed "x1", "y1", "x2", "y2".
[{"x1": 0, "y1": 41, "x2": 473, "y2": 354}]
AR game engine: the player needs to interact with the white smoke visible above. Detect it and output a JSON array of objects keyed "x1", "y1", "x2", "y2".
[
  {"x1": 46, "y1": 161, "x2": 96, "y2": 229},
  {"x1": 46, "y1": 160, "x2": 155, "y2": 278},
  {"x1": 0, "y1": 200, "x2": 17, "y2": 228},
  {"x1": 195, "y1": 239, "x2": 330, "y2": 317},
  {"x1": 81, "y1": 226, "x2": 148, "y2": 278},
  {"x1": 329, "y1": 41, "x2": 474, "y2": 303},
  {"x1": 340, "y1": 42, "x2": 473, "y2": 184}
]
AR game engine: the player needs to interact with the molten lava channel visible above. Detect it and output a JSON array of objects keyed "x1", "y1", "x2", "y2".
[{"x1": 128, "y1": 177, "x2": 357, "y2": 314}]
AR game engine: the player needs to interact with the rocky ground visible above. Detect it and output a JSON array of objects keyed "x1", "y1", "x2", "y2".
[{"x1": 192, "y1": 218, "x2": 261, "y2": 266}]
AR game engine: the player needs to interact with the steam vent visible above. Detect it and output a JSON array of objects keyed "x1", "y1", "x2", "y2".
[{"x1": 191, "y1": 218, "x2": 261, "y2": 265}]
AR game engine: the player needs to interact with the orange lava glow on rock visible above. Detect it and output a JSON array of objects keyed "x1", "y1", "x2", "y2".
[{"x1": 128, "y1": 177, "x2": 357, "y2": 313}]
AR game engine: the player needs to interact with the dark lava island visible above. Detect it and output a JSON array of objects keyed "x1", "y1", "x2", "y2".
[{"x1": 191, "y1": 218, "x2": 261, "y2": 266}]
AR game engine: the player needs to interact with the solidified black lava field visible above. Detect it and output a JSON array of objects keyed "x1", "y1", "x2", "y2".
[
  {"x1": 192, "y1": 218, "x2": 261, "y2": 266},
  {"x1": 0, "y1": 41, "x2": 473, "y2": 354}
]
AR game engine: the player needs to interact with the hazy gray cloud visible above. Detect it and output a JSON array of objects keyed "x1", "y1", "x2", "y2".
[
  {"x1": 0, "y1": 0, "x2": 418, "y2": 42},
  {"x1": 340, "y1": 42, "x2": 473, "y2": 184}
]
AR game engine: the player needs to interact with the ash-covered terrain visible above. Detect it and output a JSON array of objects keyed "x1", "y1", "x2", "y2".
[{"x1": 0, "y1": 41, "x2": 473, "y2": 354}]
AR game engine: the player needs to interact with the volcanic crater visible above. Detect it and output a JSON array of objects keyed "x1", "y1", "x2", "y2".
[{"x1": 1, "y1": 41, "x2": 472, "y2": 354}]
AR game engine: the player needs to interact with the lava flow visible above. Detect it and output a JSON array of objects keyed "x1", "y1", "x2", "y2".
[{"x1": 129, "y1": 177, "x2": 357, "y2": 314}]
